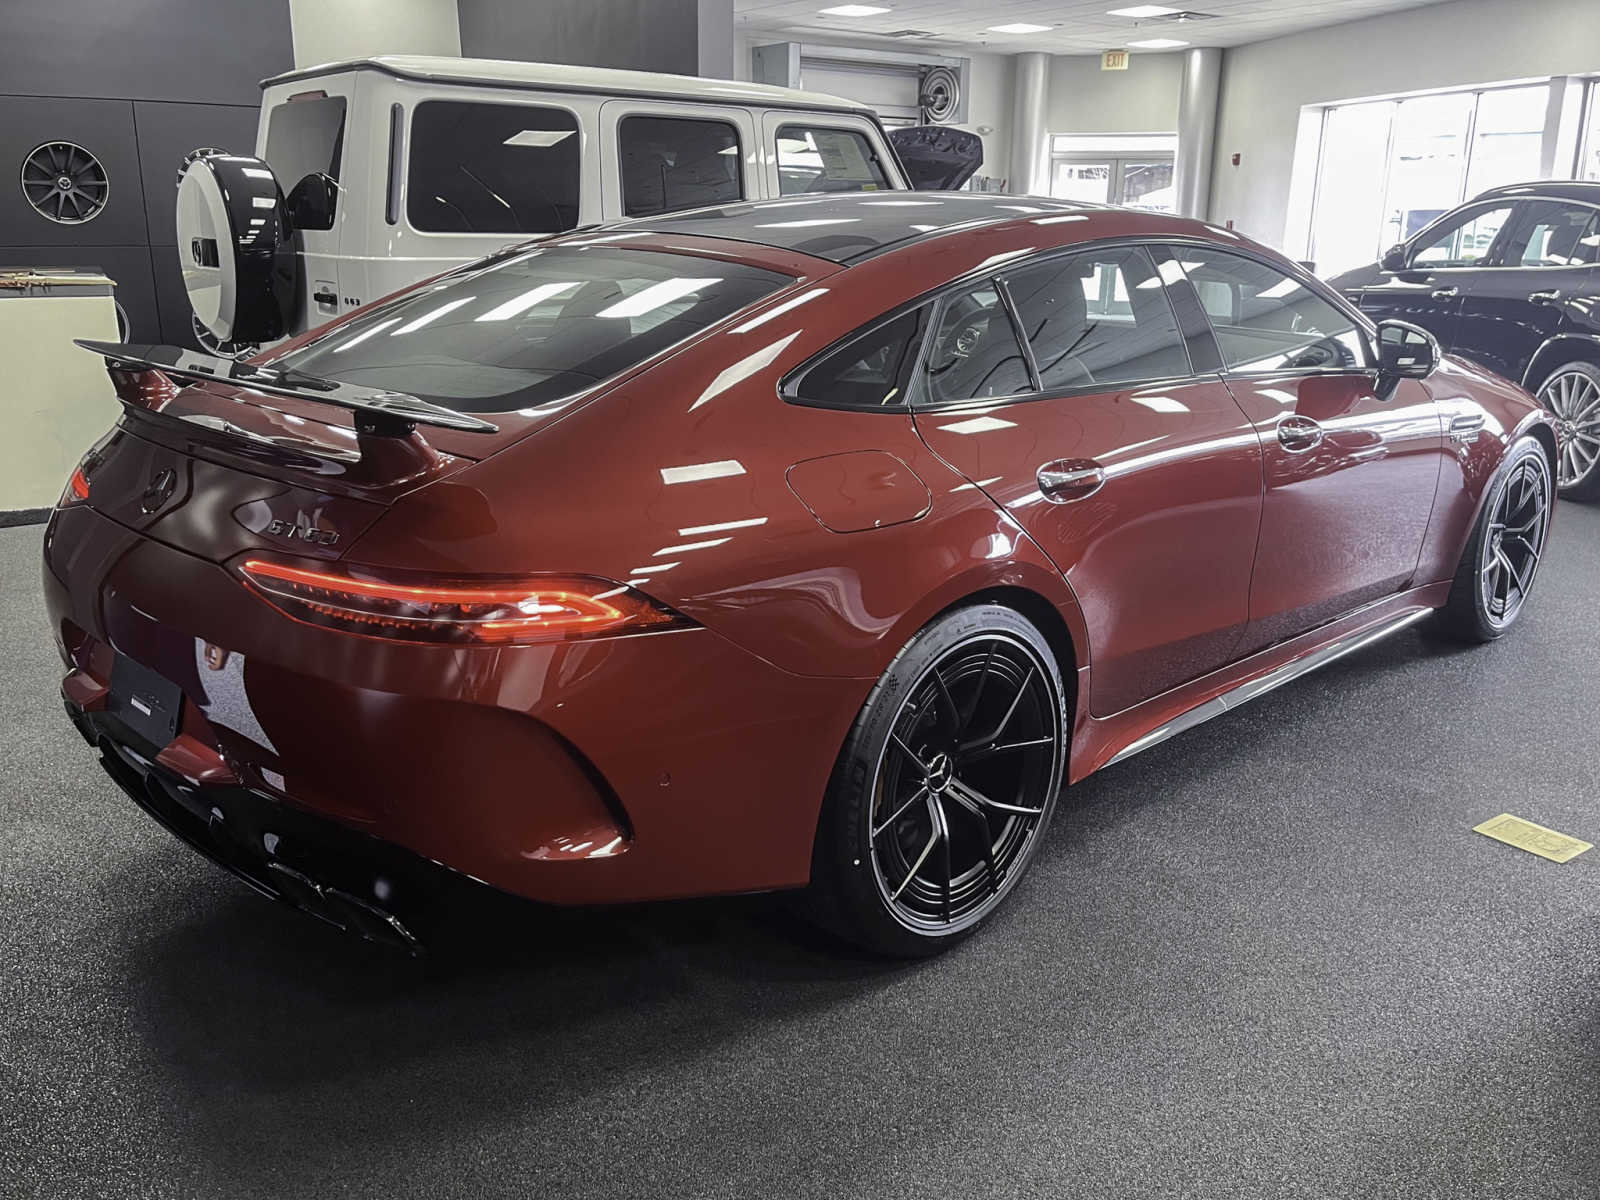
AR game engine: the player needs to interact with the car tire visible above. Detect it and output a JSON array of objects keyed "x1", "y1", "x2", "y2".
[
  {"x1": 1437, "y1": 435, "x2": 1553, "y2": 643},
  {"x1": 806, "y1": 604, "x2": 1068, "y2": 957},
  {"x1": 1535, "y1": 360, "x2": 1600, "y2": 501}
]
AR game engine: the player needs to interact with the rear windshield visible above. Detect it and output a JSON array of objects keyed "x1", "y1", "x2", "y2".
[
  {"x1": 277, "y1": 246, "x2": 791, "y2": 413},
  {"x1": 265, "y1": 94, "x2": 347, "y2": 190}
]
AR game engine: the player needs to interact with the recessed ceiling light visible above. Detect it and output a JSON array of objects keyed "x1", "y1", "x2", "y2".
[
  {"x1": 1109, "y1": 4, "x2": 1179, "y2": 16},
  {"x1": 1128, "y1": 37, "x2": 1189, "y2": 47},
  {"x1": 819, "y1": 4, "x2": 890, "y2": 15},
  {"x1": 987, "y1": 22, "x2": 1052, "y2": 33}
]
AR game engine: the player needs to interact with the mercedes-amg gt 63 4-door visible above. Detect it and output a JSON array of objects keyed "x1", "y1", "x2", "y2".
[{"x1": 46, "y1": 193, "x2": 1558, "y2": 956}]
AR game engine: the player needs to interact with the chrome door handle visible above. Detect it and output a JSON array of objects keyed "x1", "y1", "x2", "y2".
[
  {"x1": 1528, "y1": 289, "x2": 1562, "y2": 305},
  {"x1": 1277, "y1": 414, "x2": 1324, "y2": 452},
  {"x1": 1430, "y1": 286, "x2": 1458, "y2": 300},
  {"x1": 1037, "y1": 458, "x2": 1105, "y2": 503}
]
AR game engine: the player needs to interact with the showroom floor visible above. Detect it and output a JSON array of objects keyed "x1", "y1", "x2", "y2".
[{"x1": 4, "y1": 506, "x2": 1598, "y2": 1200}]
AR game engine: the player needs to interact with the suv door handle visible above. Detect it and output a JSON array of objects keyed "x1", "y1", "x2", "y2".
[
  {"x1": 1036, "y1": 458, "x2": 1105, "y2": 503},
  {"x1": 1430, "y1": 286, "x2": 1458, "y2": 300},
  {"x1": 1277, "y1": 414, "x2": 1324, "y2": 452},
  {"x1": 1528, "y1": 289, "x2": 1562, "y2": 305}
]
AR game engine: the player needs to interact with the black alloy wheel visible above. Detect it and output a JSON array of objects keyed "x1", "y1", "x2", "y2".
[{"x1": 1439, "y1": 436, "x2": 1553, "y2": 642}]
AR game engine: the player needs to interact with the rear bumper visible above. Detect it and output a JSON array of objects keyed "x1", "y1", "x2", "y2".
[{"x1": 43, "y1": 504, "x2": 867, "y2": 908}]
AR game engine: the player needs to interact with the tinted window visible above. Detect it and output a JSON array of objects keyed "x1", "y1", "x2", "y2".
[
  {"x1": 1004, "y1": 246, "x2": 1190, "y2": 390},
  {"x1": 408, "y1": 101, "x2": 580, "y2": 234},
  {"x1": 620, "y1": 115, "x2": 743, "y2": 218},
  {"x1": 278, "y1": 247, "x2": 790, "y2": 413},
  {"x1": 776, "y1": 125, "x2": 891, "y2": 195},
  {"x1": 1506, "y1": 201, "x2": 1600, "y2": 267},
  {"x1": 1410, "y1": 203, "x2": 1515, "y2": 268},
  {"x1": 264, "y1": 95, "x2": 347, "y2": 189},
  {"x1": 1178, "y1": 248, "x2": 1371, "y2": 373},
  {"x1": 924, "y1": 284, "x2": 1032, "y2": 404},
  {"x1": 792, "y1": 307, "x2": 929, "y2": 409}
]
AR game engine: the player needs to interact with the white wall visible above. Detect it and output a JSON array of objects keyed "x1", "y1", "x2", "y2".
[
  {"x1": 1210, "y1": 0, "x2": 1600, "y2": 248},
  {"x1": 1046, "y1": 51, "x2": 1184, "y2": 135},
  {"x1": 289, "y1": 0, "x2": 461, "y2": 67}
]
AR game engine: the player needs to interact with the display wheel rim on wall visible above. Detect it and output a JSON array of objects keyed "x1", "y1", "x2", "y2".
[{"x1": 20, "y1": 141, "x2": 109, "y2": 224}]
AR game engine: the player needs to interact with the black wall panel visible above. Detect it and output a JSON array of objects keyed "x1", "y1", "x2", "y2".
[{"x1": 0, "y1": 97, "x2": 148, "y2": 246}]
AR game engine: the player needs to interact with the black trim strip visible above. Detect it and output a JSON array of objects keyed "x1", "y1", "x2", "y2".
[
  {"x1": 0, "y1": 507, "x2": 50, "y2": 528},
  {"x1": 385, "y1": 102, "x2": 403, "y2": 226}
]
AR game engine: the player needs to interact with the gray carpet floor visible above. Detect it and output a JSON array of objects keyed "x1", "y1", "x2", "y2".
[{"x1": 3, "y1": 504, "x2": 1598, "y2": 1199}]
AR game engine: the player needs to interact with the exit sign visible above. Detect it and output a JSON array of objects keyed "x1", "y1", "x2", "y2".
[{"x1": 1102, "y1": 49, "x2": 1129, "y2": 70}]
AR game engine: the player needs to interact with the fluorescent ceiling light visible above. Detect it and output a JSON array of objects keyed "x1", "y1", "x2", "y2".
[
  {"x1": 1128, "y1": 37, "x2": 1189, "y2": 48},
  {"x1": 987, "y1": 22, "x2": 1051, "y2": 33},
  {"x1": 819, "y1": 4, "x2": 890, "y2": 15},
  {"x1": 1108, "y1": 4, "x2": 1179, "y2": 16},
  {"x1": 503, "y1": 129, "x2": 574, "y2": 148}
]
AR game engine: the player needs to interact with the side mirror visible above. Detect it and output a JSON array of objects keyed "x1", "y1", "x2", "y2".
[
  {"x1": 286, "y1": 172, "x2": 338, "y2": 232},
  {"x1": 1380, "y1": 243, "x2": 1408, "y2": 272},
  {"x1": 1376, "y1": 319, "x2": 1438, "y2": 380}
]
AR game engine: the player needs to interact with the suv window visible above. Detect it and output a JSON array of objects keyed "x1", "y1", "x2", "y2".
[
  {"x1": 1410, "y1": 203, "x2": 1515, "y2": 268},
  {"x1": 1178, "y1": 248, "x2": 1371, "y2": 373},
  {"x1": 619, "y1": 115, "x2": 743, "y2": 218},
  {"x1": 278, "y1": 247, "x2": 790, "y2": 413},
  {"x1": 408, "y1": 101, "x2": 580, "y2": 234},
  {"x1": 775, "y1": 125, "x2": 891, "y2": 195},
  {"x1": 1505, "y1": 200, "x2": 1600, "y2": 267},
  {"x1": 1003, "y1": 246, "x2": 1190, "y2": 390},
  {"x1": 791, "y1": 306, "x2": 929, "y2": 409},
  {"x1": 923, "y1": 283, "x2": 1032, "y2": 404},
  {"x1": 264, "y1": 95, "x2": 347, "y2": 190}
]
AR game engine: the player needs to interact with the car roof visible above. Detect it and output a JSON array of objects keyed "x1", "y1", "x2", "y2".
[
  {"x1": 260, "y1": 55, "x2": 876, "y2": 116},
  {"x1": 619, "y1": 193, "x2": 1112, "y2": 264},
  {"x1": 1473, "y1": 180, "x2": 1600, "y2": 205}
]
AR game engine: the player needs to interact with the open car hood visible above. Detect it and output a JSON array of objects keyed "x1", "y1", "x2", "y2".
[{"x1": 889, "y1": 126, "x2": 985, "y2": 191}]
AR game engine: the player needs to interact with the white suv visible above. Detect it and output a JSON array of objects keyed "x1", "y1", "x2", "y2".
[{"x1": 175, "y1": 55, "x2": 979, "y2": 351}]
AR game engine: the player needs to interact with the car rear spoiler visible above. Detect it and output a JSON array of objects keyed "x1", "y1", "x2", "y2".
[{"x1": 75, "y1": 341, "x2": 498, "y2": 438}]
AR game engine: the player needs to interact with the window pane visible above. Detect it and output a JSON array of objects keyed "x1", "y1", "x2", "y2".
[
  {"x1": 1411, "y1": 203, "x2": 1515, "y2": 267},
  {"x1": 265, "y1": 95, "x2": 347, "y2": 190},
  {"x1": 407, "y1": 101, "x2": 580, "y2": 234},
  {"x1": 775, "y1": 126, "x2": 890, "y2": 195},
  {"x1": 1121, "y1": 161, "x2": 1174, "y2": 212},
  {"x1": 279, "y1": 247, "x2": 790, "y2": 413},
  {"x1": 924, "y1": 284, "x2": 1031, "y2": 403},
  {"x1": 1381, "y1": 92, "x2": 1474, "y2": 249},
  {"x1": 1583, "y1": 87, "x2": 1600, "y2": 182},
  {"x1": 1464, "y1": 86, "x2": 1549, "y2": 196},
  {"x1": 619, "y1": 115, "x2": 742, "y2": 218},
  {"x1": 1050, "y1": 161, "x2": 1111, "y2": 204},
  {"x1": 1311, "y1": 100, "x2": 1395, "y2": 276},
  {"x1": 1005, "y1": 247, "x2": 1189, "y2": 390},
  {"x1": 1179, "y1": 249, "x2": 1370, "y2": 373},
  {"x1": 1506, "y1": 201, "x2": 1600, "y2": 267},
  {"x1": 793, "y1": 307, "x2": 928, "y2": 408}
]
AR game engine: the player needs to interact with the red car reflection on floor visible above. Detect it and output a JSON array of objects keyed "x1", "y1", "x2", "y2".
[{"x1": 45, "y1": 193, "x2": 1557, "y2": 956}]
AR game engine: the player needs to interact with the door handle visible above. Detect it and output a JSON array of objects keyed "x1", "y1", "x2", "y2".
[
  {"x1": 1528, "y1": 289, "x2": 1562, "y2": 305},
  {"x1": 312, "y1": 288, "x2": 338, "y2": 306},
  {"x1": 1036, "y1": 458, "x2": 1105, "y2": 503},
  {"x1": 1429, "y1": 286, "x2": 1458, "y2": 300},
  {"x1": 1276, "y1": 414, "x2": 1324, "y2": 453}
]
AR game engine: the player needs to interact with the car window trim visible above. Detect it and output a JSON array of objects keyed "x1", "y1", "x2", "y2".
[{"x1": 617, "y1": 111, "x2": 747, "y2": 219}]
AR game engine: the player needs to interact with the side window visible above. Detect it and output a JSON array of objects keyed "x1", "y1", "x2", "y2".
[
  {"x1": 790, "y1": 306, "x2": 930, "y2": 409},
  {"x1": 264, "y1": 94, "x2": 347, "y2": 191},
  {"x1": 619, "y1": 115, "x2": 743, "y2": 218},
  {"x1": 1178, "y1": 248, "x2": 1372, "y2": 374},
  {"x1": 1410, "y1": 203, "x2": 1516, "y2": 268},
  {"x1": 775, "y1": 125, "x2": 891, "y2": 195},
  {"x1": 408, "y1": 101, "x2": 580, "y2": 234},
  {"x1": 1505, "y1": 201, "x2": 1600, "y2": 267},
  {"x1": 1003, "y1": 246, "x2": 1190, "y2": 391},
  {"x1": 923, "y1": 284, "x2": 1032, "y2": 404}
]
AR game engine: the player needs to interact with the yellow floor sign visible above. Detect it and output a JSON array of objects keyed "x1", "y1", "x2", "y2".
[{"x1": 1473, "y1": 813, "x2": 1593, "y2": 864}]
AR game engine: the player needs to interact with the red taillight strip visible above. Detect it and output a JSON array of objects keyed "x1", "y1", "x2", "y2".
[{"x1": 239, "y1": 558, "x2": 614, "y2": 609}]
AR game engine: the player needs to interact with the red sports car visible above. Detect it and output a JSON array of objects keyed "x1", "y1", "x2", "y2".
[{"x1": 46, "y1": 193, "x2": 1557, "y2": 956}]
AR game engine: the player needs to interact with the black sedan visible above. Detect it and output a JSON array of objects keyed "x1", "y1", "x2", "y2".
[{"x1": 1331, "y1": 181, "x2": 1600, "y2": 498}]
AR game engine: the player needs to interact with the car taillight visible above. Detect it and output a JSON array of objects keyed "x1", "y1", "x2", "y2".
[
  {"x1": 59, "y1": 456, "x2": 99, "y2": 507},
  {"x1": 237, "y1": 558, "x2": 693, "y2": 645}
]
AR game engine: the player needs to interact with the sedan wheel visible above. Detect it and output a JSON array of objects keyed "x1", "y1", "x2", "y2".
[
  {"x1": 1537, "y1": 362, "x2": 1600, "y2": 498},
  {"x1": 809, "y1": 605, "x2": 1067, "y2": 956},
  {"x1": 1439, "y1": 436, "x2": 1552, "y2": 642}
]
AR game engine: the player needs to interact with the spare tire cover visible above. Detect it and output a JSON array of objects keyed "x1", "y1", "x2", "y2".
[{"x1": 176, "y1": 153, "x2": 299, "y2": 344}]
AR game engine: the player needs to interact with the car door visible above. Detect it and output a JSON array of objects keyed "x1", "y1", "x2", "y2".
[
  {"x1": 1174, "y1": 246, "x2": 1446, "y2": 653},
  {"x1": 911, "y1": 243, "x2": 1264, "y2": 717},
  {"x1": 1354, "y1": 199, "x2": 1519, "y2": 357},
  {"x1": 1451, "y1": 198, "x2": 1600, "y2": 386},
  {"x1": 600, "y1": 100, "x2": 758, "y2": 220}
]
